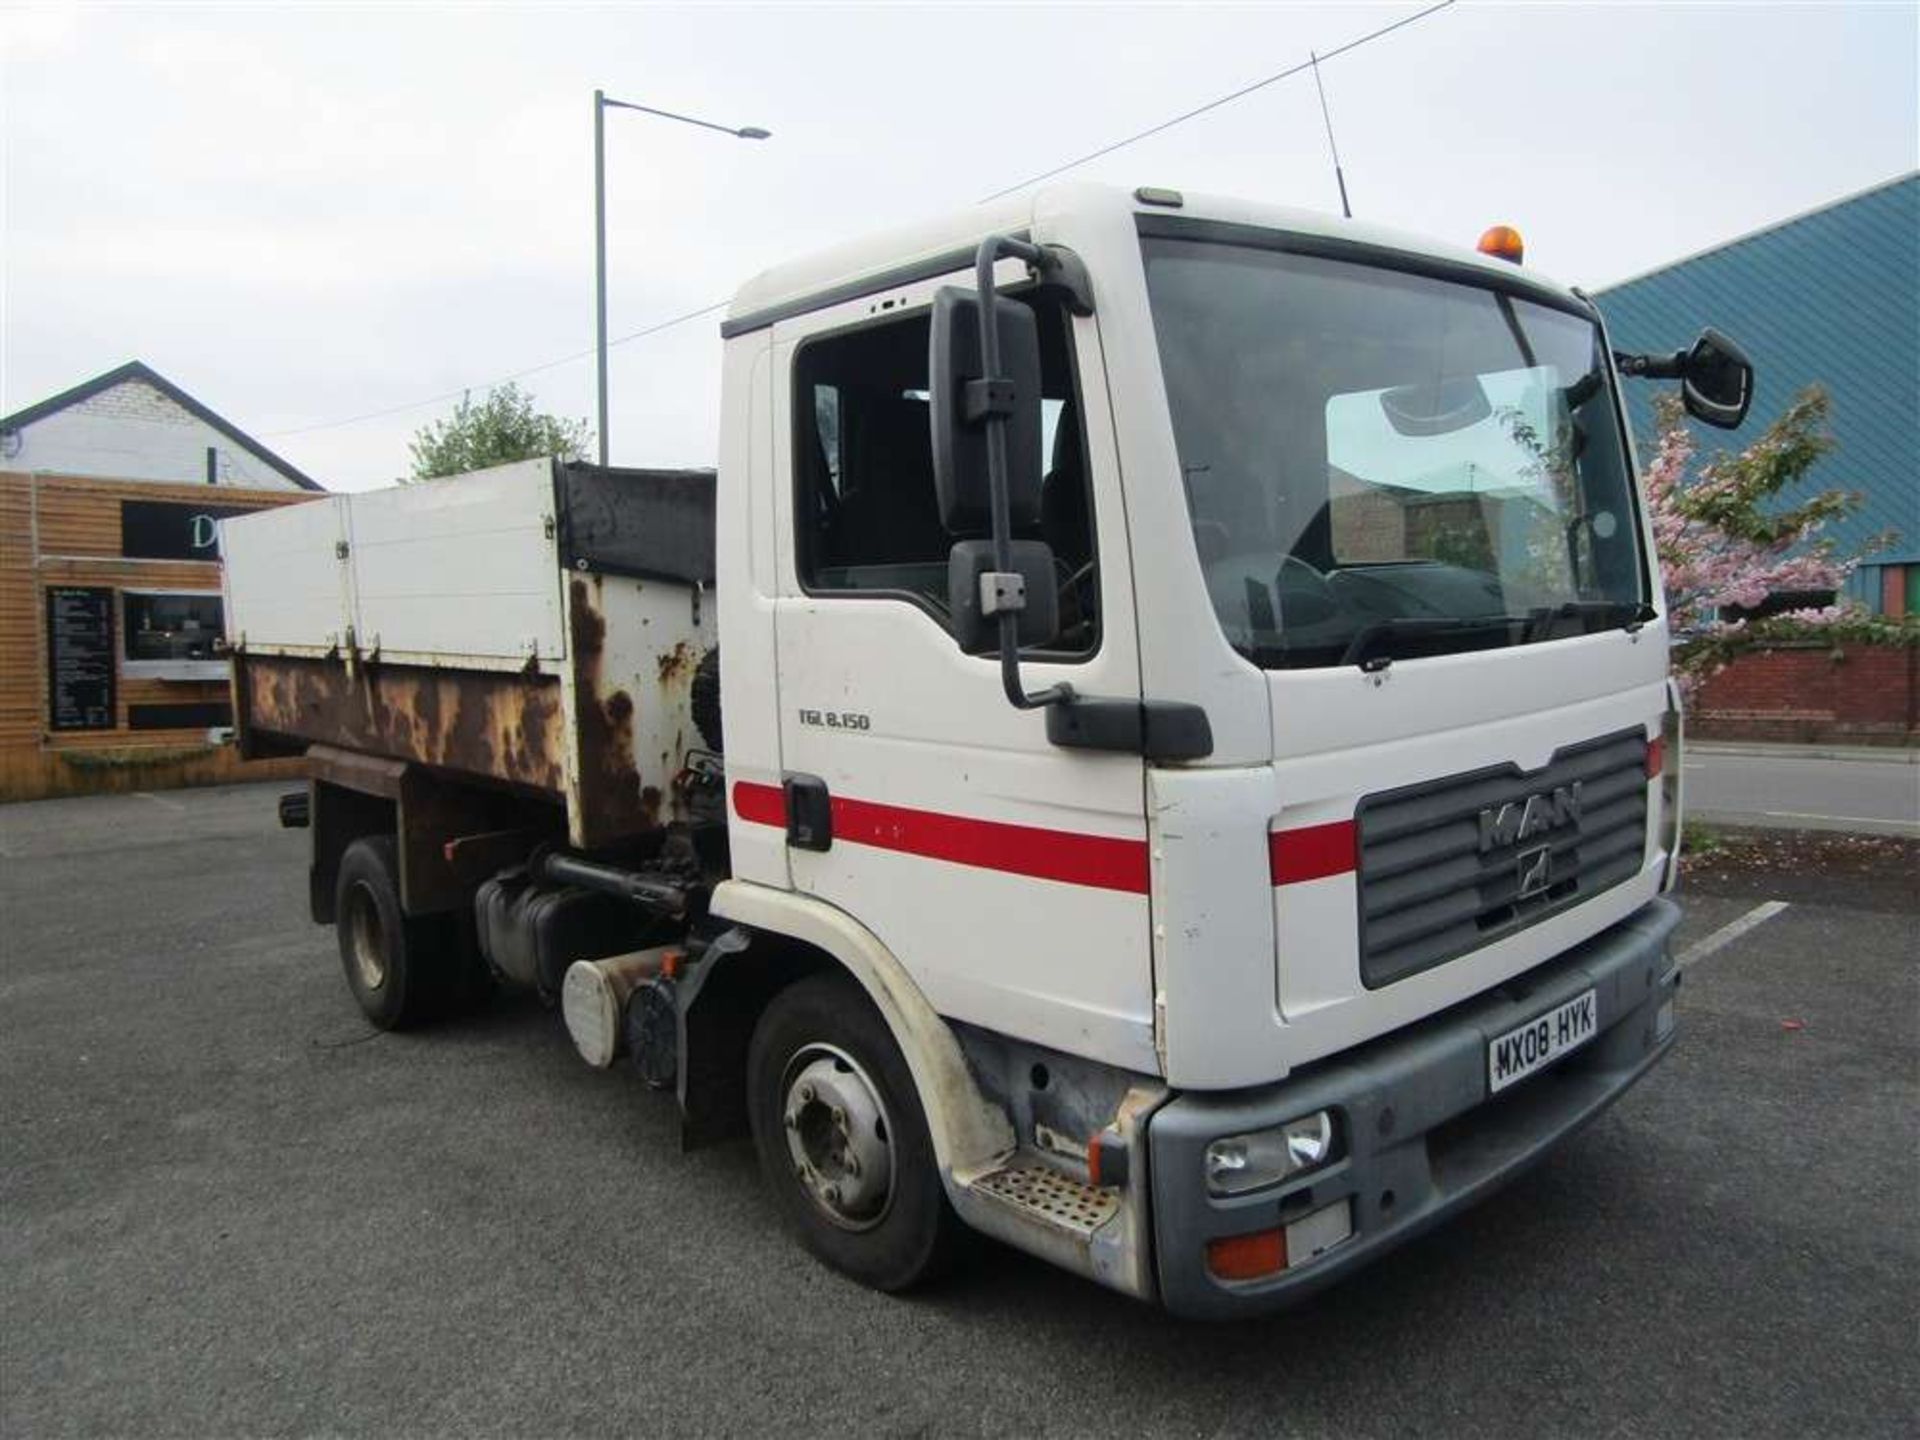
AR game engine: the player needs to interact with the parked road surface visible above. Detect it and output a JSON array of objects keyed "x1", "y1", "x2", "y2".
[
  {"x1": 1686, "y1": 743, "x2": 1919, "y2": 837},
  {"x1": 2, "y1": 783, "x2": 1915, "y2": 1438}
]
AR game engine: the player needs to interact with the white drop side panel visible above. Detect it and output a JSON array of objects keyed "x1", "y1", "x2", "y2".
[
  {"x1": 219, "y1": 496, "x2": 353, "y2": 653},
  {"x1": 346, "y1": 459, "x2": 565, "y2": 664}
]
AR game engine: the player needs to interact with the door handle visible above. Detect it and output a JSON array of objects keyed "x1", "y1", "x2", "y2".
[{"x1": 784, "y1": 773, "x2": 832, "y2": 852}]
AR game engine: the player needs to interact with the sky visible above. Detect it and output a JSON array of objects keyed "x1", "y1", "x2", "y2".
[{"x1": 3, "y1": 1, "x2": 1915, "y2": 492}]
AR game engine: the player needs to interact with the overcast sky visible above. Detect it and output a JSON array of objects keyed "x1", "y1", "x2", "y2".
[{"x1": 3, "y1": 1, "x2": 1915, "y2": 491}]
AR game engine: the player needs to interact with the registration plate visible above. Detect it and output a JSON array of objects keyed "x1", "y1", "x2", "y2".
[{"x1": 1488, "y1": 989, "x2": 1598, "y2": 1094}]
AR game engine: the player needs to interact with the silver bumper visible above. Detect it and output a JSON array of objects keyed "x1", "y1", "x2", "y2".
[{"x1": 1147, "y1": 897, "x2": 1682, "y2": 1319}]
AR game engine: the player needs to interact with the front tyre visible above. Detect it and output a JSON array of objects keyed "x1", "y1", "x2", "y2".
[{"x1": 746, "y1": 974, "x2": 958, "y2": 1292}]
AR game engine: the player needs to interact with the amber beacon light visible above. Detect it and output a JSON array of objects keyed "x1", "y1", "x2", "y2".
[{"x1": 1476, "y1": 224, "x2": 1525, "y2": 264}]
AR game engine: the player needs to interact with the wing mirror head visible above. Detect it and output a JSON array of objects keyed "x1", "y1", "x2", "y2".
[
  {"x1": 947, "y1": 539, "x2": 1058, "y2": 653},
  {"x1": 929, "y1": 284, "x2": 1045, "y2": 532},
  {"x1": 1681, "y1": 328, "x2": 1754, "y2": 430}
]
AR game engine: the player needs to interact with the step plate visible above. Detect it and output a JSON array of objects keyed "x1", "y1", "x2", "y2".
[{"x1": 972, "y1": 1163, "x2": 1120, "y2": 1239}]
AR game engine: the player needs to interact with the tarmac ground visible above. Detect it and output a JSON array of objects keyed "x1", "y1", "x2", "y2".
[{"x1": 2, "y1": 782, "x2": 1915, "y2": 1438}]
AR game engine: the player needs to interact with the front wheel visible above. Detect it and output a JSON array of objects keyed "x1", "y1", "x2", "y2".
[{"x1": 746, "y1": 974, "x2": 958, "y2": 1292}]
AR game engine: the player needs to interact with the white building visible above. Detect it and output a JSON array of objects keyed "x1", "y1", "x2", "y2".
[{"x1": 0, "y1": 361, "x2": 322, "y2": 492}]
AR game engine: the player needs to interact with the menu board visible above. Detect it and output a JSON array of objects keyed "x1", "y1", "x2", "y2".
[{"x1": 46, "y1": 587, "x2": 116, "y2": 731}]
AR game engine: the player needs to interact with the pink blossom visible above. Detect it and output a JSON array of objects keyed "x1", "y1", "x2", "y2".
[{"x1": 1641, "y1": 397, "x2": 1861, "y2": 684}]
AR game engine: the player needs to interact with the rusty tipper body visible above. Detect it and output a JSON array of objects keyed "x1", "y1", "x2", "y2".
[{"x1": 226, "y1": 458, "x2": 717, "y2": 889}]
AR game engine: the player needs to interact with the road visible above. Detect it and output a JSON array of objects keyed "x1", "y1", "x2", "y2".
[
  {"x1": 1685, "y1": 743, "x2": 1919, "y2": 837},
  {"x1": 2, "y1": 784, "x2": 1916, "y2": 1439}
]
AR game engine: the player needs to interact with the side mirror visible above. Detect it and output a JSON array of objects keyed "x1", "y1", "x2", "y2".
[
  {"x1": 934, "y1": 234, "x2": 1071, "y2": 715},
  {"x1": 929, "y1": 286, "x2": 1043, "y2": 534},
  {"x1": 948, "y1": 540, "x2": 1059, "y2": 654},
  {"x1": 1681, "y1": 328, "x2": 1753, "y2": 430}
]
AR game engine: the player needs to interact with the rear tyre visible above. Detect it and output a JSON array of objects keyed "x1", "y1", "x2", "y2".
[
  {"x1": 334, "y1": 835, "x2": 460, "y2": 1030},
  {"x1": 691, "y1": 646, "x2": 723, "y2": 753},
  {"x1": 747, "y1": 974, "x2": 958, "y2": 1292}
]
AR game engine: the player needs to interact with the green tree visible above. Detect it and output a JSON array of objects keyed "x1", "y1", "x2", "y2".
[{"x1": 407, "y1": 383, "x2": 591, "y2": 481}]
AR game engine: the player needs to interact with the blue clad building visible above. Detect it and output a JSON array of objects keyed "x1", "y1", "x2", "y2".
[{"x1": 1595, "y1": 172, "x2": 1918, "y2": 615}]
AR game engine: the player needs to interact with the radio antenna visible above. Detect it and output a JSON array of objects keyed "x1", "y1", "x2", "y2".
[{"x1": 1309, "y1": 50, "x2": 1352, "y2": 219}]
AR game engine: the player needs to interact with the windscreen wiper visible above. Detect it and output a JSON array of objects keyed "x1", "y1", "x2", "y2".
[
  {"x1": 1523, "y1": 600, "x2": 1657, "y2": 643},
  {"x1": 1340, "y1": 614, "x2": 1523, "y2": 671}
]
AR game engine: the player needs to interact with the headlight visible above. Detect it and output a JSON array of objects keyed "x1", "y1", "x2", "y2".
[{"x1": 1204, "y1": 1111, "x2": 1337, "y2": 1197}]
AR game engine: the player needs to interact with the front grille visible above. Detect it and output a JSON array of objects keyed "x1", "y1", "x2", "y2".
[{"x1": 1355, "y1": 728, "x2": 1648, "y2": 989}]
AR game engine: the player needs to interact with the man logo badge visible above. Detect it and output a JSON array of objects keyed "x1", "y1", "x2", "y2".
[
  {"x1": 1516, "y1": 844, "x2": 1554, "y2": 899},
  {"x1": 1478, "y1": 782, "x2": 1583, "y2": 853}
]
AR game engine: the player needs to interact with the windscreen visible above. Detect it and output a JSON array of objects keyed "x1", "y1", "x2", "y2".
[{"x1": 1141, "y1": 236, "x2": 1648, "y2": 669}]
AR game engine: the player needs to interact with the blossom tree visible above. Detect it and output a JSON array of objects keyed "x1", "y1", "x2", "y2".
[{"x1": 1639, "y1": 385, "x2": 1889, "y2": 695}]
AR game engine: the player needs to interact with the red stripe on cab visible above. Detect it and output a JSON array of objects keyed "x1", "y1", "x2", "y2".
[
  {"x1": 730, "y1": 780, "x2": 1149, "y2": 894},
  {"x1": 1269, "y1": 820, "x2": 1357, "y2": 886},
  {"x1": 731, "y1": 780, "x2": 788, "y2": 827}
]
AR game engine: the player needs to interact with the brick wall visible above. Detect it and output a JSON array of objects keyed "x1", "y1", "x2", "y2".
[
  {"x1": 1691, "y1": 642, "x2": 1918, "y2": 745},
  {"x1": 72, "y1": 381, "x2": 196, "y2": 426},
  {"x1": 10, "y1": 382, "x2": 308, "y2": 491}
]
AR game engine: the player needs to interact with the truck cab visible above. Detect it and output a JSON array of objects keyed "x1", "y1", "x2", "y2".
[{"x1": 711, "y1": 183, "x2": 1723, "y2": 1312}]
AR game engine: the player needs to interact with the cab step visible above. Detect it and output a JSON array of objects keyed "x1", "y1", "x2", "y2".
[{"x1": 967, "y1": 1159, "x2": 1121, "y2": 1239}]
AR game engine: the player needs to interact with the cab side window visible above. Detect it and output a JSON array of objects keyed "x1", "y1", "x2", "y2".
[{"x1": 794, "y1": 294, "x2": 1098, "y2": 654}]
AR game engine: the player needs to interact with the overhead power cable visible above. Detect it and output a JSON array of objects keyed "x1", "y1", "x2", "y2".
[
  {"x1": 979, "y1": 0, "x2": 1454, "y2": 202},
  {"x1": 269, "y1": 0, "x2": 1454, "y2": 441},
  {"x1": 264, "y1": 299, "x2": 727, "y2": 439}
]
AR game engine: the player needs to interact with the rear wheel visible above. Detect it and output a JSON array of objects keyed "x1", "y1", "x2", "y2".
[
  {"x1": 691, "y1": 646, "x2": 723, "y2": 752},
  {"x1": 747, "y1": 974, "x2": 958, "y2": 1291},
  {"x1": 334, "y1": 836, "x2": 464, "y2": 1030}
]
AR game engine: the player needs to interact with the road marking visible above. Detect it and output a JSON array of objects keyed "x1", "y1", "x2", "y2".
[
  {"x1": 134, "y1": 791, "x2": 185, "y2": 812},
  {"x1": 1675, "y1": 900, "x2": 1790, "y2": 972},
  {"x1": 1763, "y1": 809, "x2": 1919, "y2": 829}
]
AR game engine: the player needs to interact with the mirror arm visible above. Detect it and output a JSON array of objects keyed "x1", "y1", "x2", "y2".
[
  {"x1": 973, "y1": 234, "x2": 1073, "y2": 711},
  {"x1": 1034, "y1": 246, "x2": 1095, "y2": 316},
  {"x1": 955, "y1": 237, "x2": 1210, "y2": 756},
  {"x1": 1612, "y1": 348, "x2": 1686, "y2": 381}
]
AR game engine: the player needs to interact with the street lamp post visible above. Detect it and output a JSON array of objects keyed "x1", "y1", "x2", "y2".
[{"x1": 594, "y1": 90, "x2": 770, "y2": 467}]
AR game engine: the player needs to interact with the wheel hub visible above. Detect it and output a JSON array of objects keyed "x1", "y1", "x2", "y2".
[
  {"x1": 781, "y1": 1046, "x2": 894, "y2": 1230},
  {"x1": 345, "y1": 883, "x2": 388, "y2": 992}
]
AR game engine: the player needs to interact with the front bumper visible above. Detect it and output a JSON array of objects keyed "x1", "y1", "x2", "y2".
[{"x1": 1148, "y1": 896, "x2": 1682, "y2": 1319}]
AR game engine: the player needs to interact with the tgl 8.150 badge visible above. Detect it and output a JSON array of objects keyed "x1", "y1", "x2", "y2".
[{"x1": 798, "y1": 708, "x2": 871, "y2": 732}]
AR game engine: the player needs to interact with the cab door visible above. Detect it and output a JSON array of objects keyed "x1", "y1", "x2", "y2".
[{"x1": 749, "y1": 269, "x2": 1155, "y2": 1074}]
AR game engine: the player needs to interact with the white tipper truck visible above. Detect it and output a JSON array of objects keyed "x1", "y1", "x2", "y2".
[{"x1": 222, "y1": 183, "x2": 1755, "y2": 1317}]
